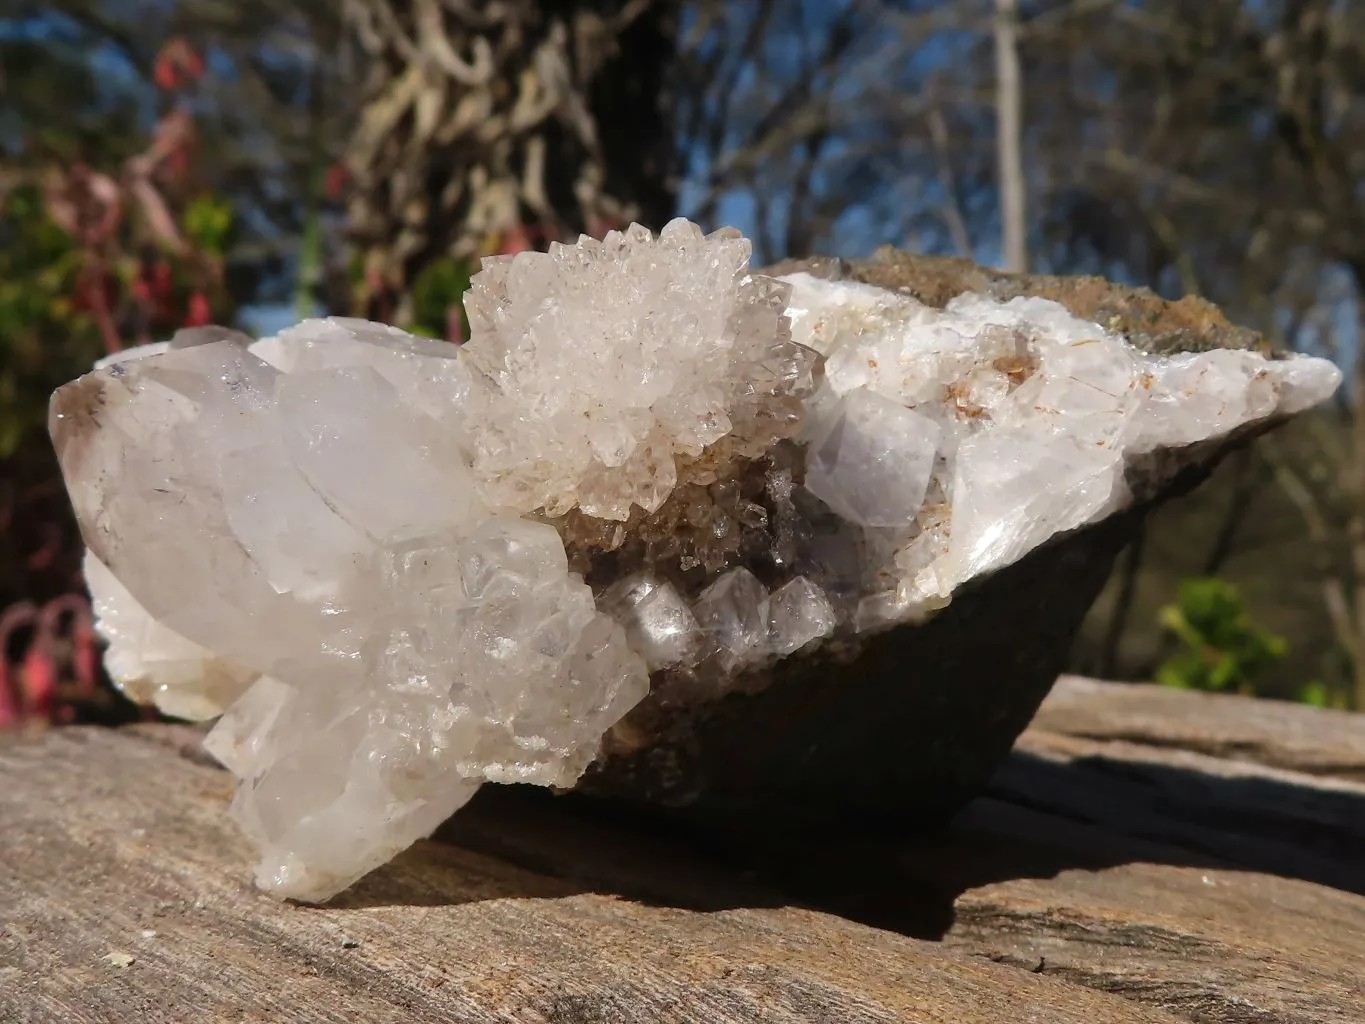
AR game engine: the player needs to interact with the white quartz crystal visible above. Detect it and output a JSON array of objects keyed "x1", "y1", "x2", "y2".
[
  {"x1": 84, "y1": 550, "x2": 258, "y2": 721},
  {"x1": 767, "y1": 576, "x2": 837, "y2": 656},
  {"x1": 53, "y1": 222, "x2": 1342, "y2": 903},
  {"x1": 804, "y1": 388, "x2": 942, "y2": 528},
  {"x1": 599, "y1": 574, "x2": 702, "y2": 670},
  {"x1": 694, "y1": 568, "x2": 770, "y2": 667},
  {"x1": 460, "y1": 219, "x2": 800, "y2": 520},
  {"x1": 781, "y1": 272, "x2": 1342, "y2": 620}
]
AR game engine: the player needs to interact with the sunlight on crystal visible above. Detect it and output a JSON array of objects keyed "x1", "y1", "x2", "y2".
[{"x1": 51, "y1": 219, "x2": 1342, "y2": 902}]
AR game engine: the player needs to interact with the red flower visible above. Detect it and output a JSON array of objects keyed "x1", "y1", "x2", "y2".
[
  {"x1": 71, "y1": 271, "x2": 118, "y2": 314},
  {"x1": 185, "y1": 291, "x2": 212, "y2": 326},
  {"x1": 324, "y1": 162, "x2": 349, "y2": 201},
  {"x1": 151, "y1": 261, "x2": 175, "y2": 302},
  {"x1": 498, "y1": 224, "x2": 536, "y2": 256},
  {"x1": 154, "y1": 56, "x2": 176, "y2": 91},
  {"x1": 154, "y1": 39, "x2": 206, "y2": 92},
  {"x1": 21, "y1": 644, "x2": 57, "y2": 721}
]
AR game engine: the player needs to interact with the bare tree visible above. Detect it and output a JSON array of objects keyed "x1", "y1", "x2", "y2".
[
  {"x1": 675, "y1": 1, "x2": 997, "y2": 264},
  {"x1": 1013, "y1": 0, "x2": 1365, "y2": 704}
]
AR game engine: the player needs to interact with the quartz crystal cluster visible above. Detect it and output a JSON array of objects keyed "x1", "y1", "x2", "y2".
[
  {"x1": 50, "y1": 219, "x2": 1341, "y2": 902},
  {"x1": 780, "y1": 274, "x2": 1340, "y2": 627}
]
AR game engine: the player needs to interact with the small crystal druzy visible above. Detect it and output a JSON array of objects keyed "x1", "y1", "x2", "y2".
[{"x1": 50, "y1": 220, "x2": 1340, "y2": 901}]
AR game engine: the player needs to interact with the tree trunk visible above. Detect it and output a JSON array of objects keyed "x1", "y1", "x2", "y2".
[
  {"x1": 1350, "y1": 308, "x2": 1365, "y2": 711},
  {"x1": 341, "y1": 0, "x2": 678, "y2": 323},
  {"x1": 993, "y1": 0, "x2": 1026, "y2": 274}
]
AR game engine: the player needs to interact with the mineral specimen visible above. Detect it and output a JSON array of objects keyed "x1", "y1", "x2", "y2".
[{"x1": 50, "y1": 219, "x2": 1341, "y2": 902}]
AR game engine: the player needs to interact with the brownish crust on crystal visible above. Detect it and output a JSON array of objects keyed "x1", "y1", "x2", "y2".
[
  {"x1": 573, "y1": 249, "x2": 1286, "y2": 826},
  {"x1": 562, "y1": 244, "x2": 1267, "y2": 597},
  {"x1": 763, "y1": 250, "x2": 1270, "y2": 357},
  {"x1": 555, "y1": 441, "x2": 807, "y2": 598},
  {"x1": 47, "y1": 374, "x2": 106, "y2": 478}
]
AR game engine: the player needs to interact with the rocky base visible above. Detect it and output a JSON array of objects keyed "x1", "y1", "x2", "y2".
[{"x1": 577, "y1": 247, "x2": 1283, "y2": 826}]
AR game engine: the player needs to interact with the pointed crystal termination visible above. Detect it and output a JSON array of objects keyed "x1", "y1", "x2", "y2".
[
  {"x1": 461, "y1": 219, "x2": 814, "y2": 520},
  {"x1": 693, "y1": 568, "x2": 770, "y2": 667},
  {"x1": 804, "y1": 388, "x2": 942, "y2": 528},
  {"x1": 51, "y1": 321, "x2": 650, "y2": 902},
  {"x1": 51, "y1": 220, "x2": 1342, "y2": 903}
]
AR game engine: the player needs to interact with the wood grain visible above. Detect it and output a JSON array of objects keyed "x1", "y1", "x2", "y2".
[
  {"x1": 1038, "y1": 675, "x2": 1365, "y2": 782},
  {"x1": 3, "y1": 680, "x2": 1363, "y2": 1024}
]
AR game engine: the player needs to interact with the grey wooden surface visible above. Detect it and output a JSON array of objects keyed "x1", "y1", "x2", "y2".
[{"x1": 2, "y1": 677, "x2": 1362, "y2": 1023}]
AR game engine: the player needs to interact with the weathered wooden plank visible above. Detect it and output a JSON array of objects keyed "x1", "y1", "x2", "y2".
[
  {"x1": 946, "y1": 858, "x2": 1365, "y2": 1024},
  {"x1": 655, "y1": 774, "x2": 1365, "y2": 1024},
  {"x1": 0, "y1": 725, "x2": 1183, "y2": 1024},
  {"x1": 998, "y1": 729, "x2": 1365, "y2": 895},
  {"x1": 4, "y1": 683, "x2": 1364, "y2": 1024},
  {"x1": 534, "y1": 692, "x2": 1365, "y2": 1024},
  {"x1": 1038, "y1": 675, "x2": 1365, "y2": 782},
  {"x1": 950, "y1": 695, "x2": 1365, "y2": 1024}
]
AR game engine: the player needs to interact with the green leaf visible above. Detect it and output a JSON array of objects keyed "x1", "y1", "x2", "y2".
[
  {"x1": 183, "y1": 194, "x2": 234, "y2": 257},
  {"x1": 1155, "y1": 577, "x2": 1286, "y2": 696},
  {"x1": 410, "y1": 257, "x2": 473, "y2": 339},
  {"x1": 1298, "y1": 681, "x2": 1330, "y2": 707}
]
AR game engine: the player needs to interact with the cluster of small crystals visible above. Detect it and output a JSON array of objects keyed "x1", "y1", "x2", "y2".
[
  {"x1": 52, "y1": 322, "x2": 650, "y2": 902},
  {"x1": 770, "y1": 272, "x2": 1343, "y2": 631},
  {"x1": 547, "y1": 276, "x2": 1339, "y2": 700},
  {"x1": 50, "y1": 220, "x2": 826, "y2": 903},
  {"x1": 460, "y1": 219, "x2": 817, "y2": 520},
  {"x1": 51, "y1": 220, "x2": 1343, "y2": 903}
]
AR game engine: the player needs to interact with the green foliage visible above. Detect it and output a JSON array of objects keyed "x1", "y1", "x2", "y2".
[
  {"x1": 1297, "y1": 681, "x2": 1331, "y2": 707},
  {"x1": 410, "y1": 257, "x2": 473, "y2": 340},
  {"x1": 183, "y1": 194, "x2": 235, "y2": 259},
  {"x1": 0, "y1": 184, "x2": 109, "y2": 615},
  {"x1": 1156, "y1": 578, "x2": 1287, "y2": 696},
  {"x1": 0, "y1": 185, "x2": 103, "y2": 458},
  {"x1": 1296, "y1": 680, "x2": 1352, "y2": 710}
]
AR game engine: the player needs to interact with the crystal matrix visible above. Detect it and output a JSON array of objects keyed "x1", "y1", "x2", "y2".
[{"x1": 51, "y1": 220, "x2": 1340, "y2": 902}]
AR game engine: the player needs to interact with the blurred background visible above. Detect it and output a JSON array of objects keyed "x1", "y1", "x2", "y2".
[{"x1": 1, "y1": 0, "x2": 1361, "y2": 727}]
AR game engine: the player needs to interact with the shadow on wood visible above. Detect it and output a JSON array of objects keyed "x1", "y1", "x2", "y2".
[
  {"x1": 3, "y1": 680, "x2": 1362, "y2": 1023},
  {"x1": 433, "y1": 730, "x2": 1365, "y2": 943}
]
